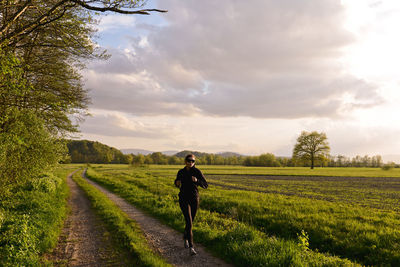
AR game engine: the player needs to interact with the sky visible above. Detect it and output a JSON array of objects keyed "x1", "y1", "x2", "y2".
[{"x1": 77, "y1": 0, "x2": 400, "y2": 159}]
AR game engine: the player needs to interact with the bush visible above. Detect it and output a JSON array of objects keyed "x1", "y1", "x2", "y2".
[
  {"x1": 381, "y1": 162, "x2": 396, "y2": 170},
  {"x1": 0, "y1": 109, "x2": 66, "y2": 188},
  {"x1": 0, "y1": 169, "x2": 69, "y2": 266},
  {"x1": 0, "y1": 48, "x2": 67, "y2": 192}
]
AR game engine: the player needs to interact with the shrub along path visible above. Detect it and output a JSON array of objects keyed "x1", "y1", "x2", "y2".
[
  {"x1": 47, "y1": 171, "x2": 134, "y2": 266},
  {"x1": 82, "y1": 169, "x2": 233, "y2": 267}
]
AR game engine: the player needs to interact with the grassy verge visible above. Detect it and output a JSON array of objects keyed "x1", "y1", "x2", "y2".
[
  {"x1": 0, "y1": 166, "x2": 73, "y2": 266},
  {"x1": 71, "y1": 170, "x2": 171, "y2": 267},
  {"x1": 86, "y1": 167, "x2": 358, "y2": 266}
]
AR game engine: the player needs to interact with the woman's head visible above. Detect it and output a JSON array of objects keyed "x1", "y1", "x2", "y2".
[{"x1": 185, "y1": 154, "x2": 196, "y2": 168}]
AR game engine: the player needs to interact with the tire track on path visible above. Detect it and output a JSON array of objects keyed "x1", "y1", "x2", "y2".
[
  {"x1": 82, "y1": 169, "x2": 234, "y2": 267},
  {"x1": 48, "y1": 170, "x2": 134, "y2": 266}
]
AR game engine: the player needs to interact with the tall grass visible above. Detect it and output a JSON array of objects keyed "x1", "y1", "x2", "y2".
[
  {"x1": 86, "y1": 166, "x2": 357, "y2": 266},
  {"x1": 0, "y1": 167, "x2": 72, "y2": 266}
]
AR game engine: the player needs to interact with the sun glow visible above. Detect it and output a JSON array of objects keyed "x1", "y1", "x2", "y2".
[{"x1": 340, "y1": 0, "x2": 400, "y2": 128}]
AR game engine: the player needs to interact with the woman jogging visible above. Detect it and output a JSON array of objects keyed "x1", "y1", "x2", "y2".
[{"x1": 174, "y1": 154, "x2": 208, "y2": 255}]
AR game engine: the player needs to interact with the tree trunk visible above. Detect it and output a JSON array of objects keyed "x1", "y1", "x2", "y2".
[{"x1": 311, "y1": 154, "x2": 314, "y2": 169}]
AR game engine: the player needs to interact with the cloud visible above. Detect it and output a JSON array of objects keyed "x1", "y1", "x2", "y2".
[
  {"x1": 96, "y1": 14, "x2": 137, "y2": 33},
  {"x1": 84, "y1": 0, "x2": 382, "y2": 119},
  {"x1": 329, "y1": 125, "x2": 400, "y2": 156},
  {"x1": 88, "y1": 48, "x2": 140, "y2": 74},
  {"x1": 78, "y1": 111, "x2": 178, "y2": 138}
]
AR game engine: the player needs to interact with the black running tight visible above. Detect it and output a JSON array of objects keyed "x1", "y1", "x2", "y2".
[{"x1": 179, "y1": 196, "x2": 199, "y2": 248}]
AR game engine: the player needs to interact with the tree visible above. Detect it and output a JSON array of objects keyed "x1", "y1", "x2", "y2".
[
  {"x1": 0, "y1": 1, "x2": 165, "y2": 135},
  {"x1": 371, "y1": 155, "x2": 383, "y2": 168},
  {"x1": 0, "y1": 1, "x2": 165, "y2": 187},
  {"x1": 258, "y1": 153, "x2": 281, "y2": 167},
  {"x1": 132, "y1": 154, "x2": 145, "y2": 165},
  {"x1": 292, "y1": 131, "x2": 330, "y2": 169},
  {"x1": 66, "y1": 140, "x2": 128, "y2": 163},
  {"x1": 168, "y1": 156, "x2": 181, "y2": 165},
  {"x1": 0, "y1": 49, "x2": 65, "y2": 192},
  {"x1": 144, "y1": 155, "x2": 153, "y2": 164},
  {"x1": 0, "y1": 1, "x2": 166, "y2": 135}
]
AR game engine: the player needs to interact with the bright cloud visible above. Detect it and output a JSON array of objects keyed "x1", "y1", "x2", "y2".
[{"x1": 79, "y1": 110, "x2": 180, "y2": 138}]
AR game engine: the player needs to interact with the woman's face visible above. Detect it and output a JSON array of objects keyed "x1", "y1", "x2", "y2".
[{"x1": 185, "y1": 157, "x2": 195, "y2": 168}]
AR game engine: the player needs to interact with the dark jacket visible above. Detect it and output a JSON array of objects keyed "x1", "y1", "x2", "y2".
[{"x1": 175, "y1": 166, "x2": 208, "y2": 199}]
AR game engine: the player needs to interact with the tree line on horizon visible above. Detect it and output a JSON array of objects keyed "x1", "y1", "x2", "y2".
[
  {"x1": 127, "y1": 151, "x2": 390, "y2": 168},
  {"x1": 66, "y1": 139, "x2": 391, "y2": 168}
]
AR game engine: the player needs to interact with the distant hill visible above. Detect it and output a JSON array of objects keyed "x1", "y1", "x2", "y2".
[
  {"x1": 120, "y1": 149, "x2": 179, "y2": 156},
  {"x1": 174, "y1": 150, "x2": 244, "y2": 158},
  {"x1": 67, "y1": 140, "x2": 128, "y2": 163},
  {"x1": 120, "y1": 149, "x2": 245, "y2": 158},
  {"x1": 162, "y1": 150, "x2": 180, "y2": 156},
  {"x1": 174, "y1": 150, "x2": 209, "y2": 158},
  {"x1": 121, "y1": 148, "x2": 153, "y2": 155},
  {"x1": 216, "y1": 151, "x2": 244, "y2": 157}
]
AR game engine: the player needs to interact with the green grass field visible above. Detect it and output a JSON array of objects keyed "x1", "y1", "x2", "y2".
[
  {"x1": 145, "y1": 164, "x2": 400, "y2": 177},
  {"x1": 82, "y1": 164, "x2": 400, "y2": 266},
  {"x1": 0, "y1": 165, "x2": 76, "y2": 266}
]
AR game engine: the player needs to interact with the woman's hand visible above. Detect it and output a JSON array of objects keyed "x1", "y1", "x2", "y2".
[
  {"x1": 191, "y1": 176, "x2": 198, "y2": 183},
  {"x1": 175, "y1": 180, "x2": 181, "y2": 188}
]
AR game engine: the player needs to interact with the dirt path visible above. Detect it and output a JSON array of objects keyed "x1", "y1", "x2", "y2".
[
  {"x1": 82, "y1": 170, "x2": 234, "y2": 267},
  {"x1": 47, "y1": 171, "x2": 134, "y2": 266}
]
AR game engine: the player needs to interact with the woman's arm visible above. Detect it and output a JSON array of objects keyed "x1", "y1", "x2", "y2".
[
  {"x1": 174, "y1": 170, "x2": 182, "y2": 188},
  {"x1": 195, "y1": 169, "x2": 208, "y2": 189}
]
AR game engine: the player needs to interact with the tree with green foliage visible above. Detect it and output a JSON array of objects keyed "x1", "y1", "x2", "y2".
[
  {"x1": 144, "y1": 154, "x2": 153, "y2": 164},
  {"x1": 0, "y1": 48, "x2": 65, "y2": 193},
  {"x1": 167, "y1": 156, "x2": 181, "y2": 165},
  {"x1": 243, "y1": 154, "x2": 281, "y2": 167},
  {"x1": 0, "y1": 1, "x2": 166, "y2": 189},
  {"x1": 292, "y1": 131, "x2": 330, "y2": 169},
  {"x1": 67, "y1": 140, "x2": 128, "y2": 163},
  {"x1": 258, "y1": 153, "x2": 281, "y2": 167},
  {"x1": 132, "y1": 154, "x2": 145, "y2": 165},
  {"x1": 0, "y1": 1, "x2": 163, "y2": 135},
  {"x1": 150, "y1": 152, "x2": 168, "y2": 164}
]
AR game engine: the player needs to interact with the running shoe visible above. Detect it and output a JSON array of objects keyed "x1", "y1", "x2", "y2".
[{"x1": 190, "y1": 247, "x2": 197, "y2": 256}]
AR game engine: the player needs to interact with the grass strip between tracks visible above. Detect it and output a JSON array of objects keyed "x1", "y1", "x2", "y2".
[{"x1": 72, "y1": 170, "x2": 171, "y2": 267}]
